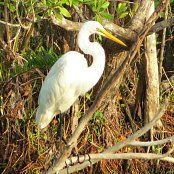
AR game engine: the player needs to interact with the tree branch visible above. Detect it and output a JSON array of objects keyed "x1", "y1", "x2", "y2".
[
  {"x1": 49, "y1": 16, "x2": 174, "y2": 45},
  {"x1": 129, "y1": 136, "x2": 174, "y2": 146},
  {"x1": 64, "y1": 150, "x2": 174, "y2": 167},
  {"x1": 148, "y1": 18, "x2": 174, "y2": 36},
  {"x1": 58, "y1": 105, "x2": 167, "y2": 173}
]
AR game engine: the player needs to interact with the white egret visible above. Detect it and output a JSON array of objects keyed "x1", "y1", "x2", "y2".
[{"x1": 36, "y1": 21, "x2": 126, "y2": 129}]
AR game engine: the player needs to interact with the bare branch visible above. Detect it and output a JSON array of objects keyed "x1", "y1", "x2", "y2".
[
  {"x1": 60, "y1": 133, "x2": 172, "y2": 174},
  {"x1": 50, "y1": 14, "x2": 82, "y2": 31},
  {"x1": 65, "y1": 152, "x2": 174, "y2": 166},
  {"x1": 148, "y1": 18, "x2": 174, "y2": 36},
  {"x1": 0, "y1": 20, "x2": 20, "y2": 27},
  {"x1": 129, "y1": 136, "x2": 174, "y2": 146},
  {"x1": 53, "y1": 104, "x2": 168, "y2": 174},
  {"x1": 73, "y1": 5, "x2": 86, "y2": 22},
  {"x1": 15, "y1": 0, "x2": 31, "y2": 29},
  {"x1": 158, "y1": 2, "x2": 168, "y2": 81}
]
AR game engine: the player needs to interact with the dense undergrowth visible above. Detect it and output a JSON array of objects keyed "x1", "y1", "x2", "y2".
[
  {"x1": 1, "y1": 45, "x2": 174, "y2": 173},
  {"x1": 1, "y1": 0, "x2": 174, "y2": 173}
]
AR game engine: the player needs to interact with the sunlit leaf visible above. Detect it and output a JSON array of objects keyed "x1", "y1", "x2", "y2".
[
  {"x1": 120, "y1": 103, "x2": 125, "y2": 108},
  {"x1": 101, "y1": 12, "x2": 114, "y2": 20},
  {"x1": 101, "y1": 2, "x2": 110, "y2": 10},
  {"x1": 58, "y1": 6, "x2": 71, "y2": 17},
  {"x1": 117, "y1": 2, "x2": 128, "y2": 13},
  {"x1": 7, "y1": 3, "x2": 16, "y2": 12},
  {"x1": 119, "y1": 12, "x2": 128, "y2": 19},
  {"x1": 54, "y1": 9, "x2": 63, "y2": 20},
  {"x1": 85, "y1": 93, "x2": 91, "y2": 100}
]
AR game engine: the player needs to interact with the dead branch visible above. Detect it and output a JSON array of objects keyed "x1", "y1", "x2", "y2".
[
  {"x1": 64, "y1": 150, "x2": 174, "y2": 167},
  {"x1": 148, "y1": 18, "x2": 174, "y2": 36},
  {"x1": 159, "y1": 3, "x2": 169, "y2": 80},
  {"x1": 58, "y1": 104, "x2": 167, "y2": 173},
  {"x1": 129, "y1": 136, "x2": 174, "y2": 146}
]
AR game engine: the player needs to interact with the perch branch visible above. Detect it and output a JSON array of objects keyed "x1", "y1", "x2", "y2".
[
  {"x1": 64, "y1": 149, "x2": 174, "y2": 167},
  {"x1": 59, "y1": 103, "x2": 167, "y2": 173}
]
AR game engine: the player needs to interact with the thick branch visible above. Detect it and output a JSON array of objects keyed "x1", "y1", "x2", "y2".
[
  {"x1": 50, "y1": 16, "x2": 174, "y2": 44},
  {"x1": 59, "y1": 105, "x2": 167, "y2": 173},
  {"x1": 65, "y1": 150, "x2": 174, "y2": 167}
]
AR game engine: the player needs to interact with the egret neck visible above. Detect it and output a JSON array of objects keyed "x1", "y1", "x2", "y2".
[{"x1": 77, "y1": 29, "x2": 105, "y2": 92}]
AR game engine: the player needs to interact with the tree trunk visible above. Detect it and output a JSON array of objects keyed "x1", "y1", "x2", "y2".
[{"x1": 144, "y1": 2, "x2": 162, "y2": 129}]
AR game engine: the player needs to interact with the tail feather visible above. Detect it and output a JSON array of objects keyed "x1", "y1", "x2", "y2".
[{"x1": 36, "y1": 107, "x2": 54, "y2": 129}]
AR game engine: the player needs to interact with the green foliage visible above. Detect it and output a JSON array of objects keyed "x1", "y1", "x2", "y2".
[
  {"x1": 116, "y1": 2, "x2": 139, "y2": 19},
  {"x1": 14, "y1": 47, "x2": 59, "y2": 76},
  {"x1": 39, "y1": 0, "x2": 72, "y2": 19},
  {"x1": 89, "y1": 0, "x2": 114, "y2": 22},
  {"x1": 90, "y1": 111, "x2": 105, "y2": 143},
  {"x1": 120, "y1": 103, "x2": 125, "y2": 108},
  {"x1": 85, "y1": 92, "x2": 91, "y2": 100},
  {"x1": 93, "y1": 111, "x2": 104, "y2": 121},
  {"x1": 0, "y1": 0, "x2": 133, "y2": 30},
  {"x1": 116, "y1": 2, "x2": 129, "y2": 19}
]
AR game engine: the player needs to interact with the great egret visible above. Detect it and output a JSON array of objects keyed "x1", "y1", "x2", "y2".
[{"x1": 36, "y1": 21, "x2": 126, "y2": 129}]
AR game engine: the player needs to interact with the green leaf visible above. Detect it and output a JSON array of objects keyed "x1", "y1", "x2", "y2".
[
  {"x1": 101, "y1": 2, "x2": 110, "y2": 10},
  {"x1": 69, "y1": 0, "x2": 73, "y2": 6},
  {"x1": 53, "y1": 9, "x2": 63, "y2": 20},
  {"x1": 119, "y1": 12, "x2": 128, "y2": 19},
  {"x1": 160, "y1": 11, "x2": 165, "y2": 18},
  {"x1": 101, "y1": 12, "x2": 114, "y2": 20},
  {"x1": 129, "y1": 9, "x2": 133, "y2": 18},
  {"x1": 132, "y1": 2, "x2": 139, "y2": 13},
  {"x1": 117, "y1": 2, "x2": 128, "y2": 13},
  {"x1": 7, "y1": 3, "x2": 16, "y2": 12},
  {"x1": 58, "y1": 6, "x2": 71, "y2": 17},
  {"x1": 94, "y1": 112, "x2": 104, "y2": 118},
  {"x1": 120, "y1": 104, "x2": 125, "y2": 108},
  {"x1": 95, "y1": 14, "x2": 102, "y2": 23},
  {"x1": 85, "y1": 93, "x2": 91, "y2": 100},
  {"x1": 60, "y1": 0, "x2": 69, "y2": 5}
]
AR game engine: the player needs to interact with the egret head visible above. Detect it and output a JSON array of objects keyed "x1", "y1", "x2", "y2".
[{"x1": 81, "y1": 21, "x2": 127, "y2": 47}]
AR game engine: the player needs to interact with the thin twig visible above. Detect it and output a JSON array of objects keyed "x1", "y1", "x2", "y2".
[
  {"x1": 15, "y1": 0, "x2": 31, "y2": 29},
  {"x1": 159, "y1": 2, "x2": 168, "y2": 81},
  {"x1": 129, "y1": 136, "x2": 174, "y2": 146},
  {"x1": 0, "y1": 20, "x2": 20, "y2": 27},
  {"x1": 73, "y1": 5, "x2": 86, "y2": 22}
]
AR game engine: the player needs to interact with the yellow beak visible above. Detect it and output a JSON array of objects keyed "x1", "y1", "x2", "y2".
[{"x1": 97, "y1": 28, "x2": 127, "y2": 47}]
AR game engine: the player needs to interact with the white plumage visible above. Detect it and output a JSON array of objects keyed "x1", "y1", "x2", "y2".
[{"x1": 36, "y1": 21, "x2": 126, "y2": 129}]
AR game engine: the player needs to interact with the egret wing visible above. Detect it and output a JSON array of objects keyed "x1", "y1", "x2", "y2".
[{"x1": 36, "y1": 51, "x2": 87, "y2": 128}]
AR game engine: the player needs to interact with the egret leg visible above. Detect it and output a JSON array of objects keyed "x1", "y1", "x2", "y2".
[
  {"x1": 57, "y1": 113, "x2": 64, "y2": 140},
  {"x1": 57, "y1": 113, "x2": 69, "y2": 145},
  {"x1": 56, "y1": 113, "x2": 77, "y2": 157}
]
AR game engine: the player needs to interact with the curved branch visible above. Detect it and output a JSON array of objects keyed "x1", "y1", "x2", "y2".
[
  {"x1": 65, "y1": 151, "x2": 174, "y2": 166},
  {"x1": 50, "y1": 15, "x2": 174, "y2": 45},
  {"x1": 58, "y1": 105, "x2": 167, "y2": 173},
  {"x1": 148, "y1": 18, "x2": 174, "y2": 35},
  {"x1": 129, "y1": 136, "x2": 174, "y2": 146},
  {"x1": 50, "y1": 14, "x2": 82, "y2": 31}
]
